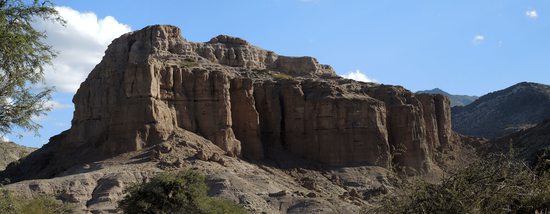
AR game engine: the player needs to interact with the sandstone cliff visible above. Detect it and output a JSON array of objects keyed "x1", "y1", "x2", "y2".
[{"x1": 1, "y1": 25, "x2": 458, "y2": 182}]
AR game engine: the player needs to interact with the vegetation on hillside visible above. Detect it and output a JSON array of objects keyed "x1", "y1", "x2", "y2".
[
  {"x1": 179, "y1": 58, "x2": 198, "y2": 68},
  {"x1": 118, "y1": 169, "x2": 248, "y2": 214},
  {"x1": 0, "y1": 188, "x2": 74, "y2": 214},
  {"x1": 366, "y1": 153, "x2": 550, "y2": 214},
  {"x1": 0, "y1": 141, "x2": 35, "y2": 170},
  {"x1": 271, "y1": 72, "x2": 292, "y2": 79}
]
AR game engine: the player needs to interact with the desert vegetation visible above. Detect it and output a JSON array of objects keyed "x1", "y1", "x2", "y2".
[
  {"x1": 271, "y1": 72, "x2": 292, "y2": 79},
  {"x1": 118, "y1": 169, "x2": 247, "y2": 214},
  {"x1": 366, "y1": 153, "x2": 550, "y2": 214},
  {"x1": 0, "y1": 188, "x2": 74, "y2": 214},
  {"x1": 179, "y1": 58, "x2": 199, "y2": 68}
]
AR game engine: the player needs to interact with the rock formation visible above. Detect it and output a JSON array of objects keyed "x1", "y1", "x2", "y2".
[
  {"x1": 2, "y1": 25, "x2": 459, "y2": 182},
  {"x1": 452, "y1": 82, "x2": 550, "y2": 139}
]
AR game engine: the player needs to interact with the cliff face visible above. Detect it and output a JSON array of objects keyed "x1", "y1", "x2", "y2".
[{"x1": 1, "y1": 25, "x2": 458, "y2": 181}]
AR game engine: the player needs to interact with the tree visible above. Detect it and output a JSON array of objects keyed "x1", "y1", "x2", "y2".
[
  {"x1": 119, "y1": 170, "x2": 248, "y2": 214},
  {"x1": 0, "y1": 0, "x2": 64, "y2": 136}
]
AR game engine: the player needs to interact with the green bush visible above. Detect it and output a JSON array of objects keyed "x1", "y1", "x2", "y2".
[
  {"x1": 0, "y1": 188, "x2": 74, "y2": 214},
  {"x1": 179, "y1": 58, "x2": 198, "y2": 68},
  {"x1": 366, "y1": 154, "x2": 550, "y2": 214},
  {"x1": 271, "y1": 72, "x2": 292, "y2": 79},
  {"x1": 118, "y1": 170, "x2": 247, "y2": 214}
]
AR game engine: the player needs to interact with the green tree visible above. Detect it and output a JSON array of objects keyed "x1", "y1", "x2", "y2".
[
  {"x1": 119, "y1": 170, "x2": 248, "y2": 214},
  {"x1": 0, "y1": 0, "x2": 64, "y2": 136}
]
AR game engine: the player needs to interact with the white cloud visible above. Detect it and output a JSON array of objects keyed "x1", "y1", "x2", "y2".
[
  {"x1": 35, "y1": 6, "x2": 131, "y2": 93},
  {"x1": 526, "y1": 10, "x2": 538, "y2": 19},
  {"x1": 1, "y1": 135, "x2": 8, "y2": 142},
  {"x1": 341, "y1": 70, "x2": 377, "y2": 83},
  {"x1": 472, "y1": 35, "x2": 485, "y2": 45},
  {"x1": 45, "y1": 100, "x2": 73, "y2": 110}
]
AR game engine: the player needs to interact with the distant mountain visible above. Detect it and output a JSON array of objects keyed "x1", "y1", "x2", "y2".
[
  {"x1": 452, "y1": 82, "x2": 550, "y2": 139},
  {"x1": 0, "y1": 141, "x2": 35, "y2": 170},
  {"x1": 417, "y1": 88, "x2": 478, "y2": 107}
]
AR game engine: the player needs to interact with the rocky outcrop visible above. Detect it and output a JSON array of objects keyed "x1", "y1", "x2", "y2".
[
  {"x1": 1, "y1": 25, "x2": 459, "y2": 182},
  {"x1": 365, "y1": 86, "x2": 453, "y2": 173},
  {"x1": 3, "y1": 137, "x2": 393, "y2": 213},
  {"x1": 452, "y1": 82, "x2": 550, "y2": 139},
  {"x1": 253, "y1": 79, "x2": 391, "y2": 167},
  {"x1": 230, "y1": 78, "x2": 263, "y2": 160}
]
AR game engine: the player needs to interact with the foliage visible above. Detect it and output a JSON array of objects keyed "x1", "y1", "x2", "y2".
[
  {"x1": 0, "y1": 0, "x2": 64, "y2": 136},
  {"x1": 271, "y1": 72, "x2": 292, "y2": 79},
  {"x1": 0, "y1": 188, "x2": 74, "y2": 214},
  {"x1": 118, "y1": 170, "x2": 248, "y2": 214},
  {"x1": 366, "y1": 154, "x2": 550, "y2": 214},
  {"x1": 179, "y1": 58, "x2": 198, "y2": 68}
]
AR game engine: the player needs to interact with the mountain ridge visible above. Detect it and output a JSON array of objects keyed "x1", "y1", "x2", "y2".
[
  {"x1": 452, "y1": 82, "x2": 550, "y2": 139},
  {"x1": 417, "y1": 88, "x2": 478, "y2": 107}
]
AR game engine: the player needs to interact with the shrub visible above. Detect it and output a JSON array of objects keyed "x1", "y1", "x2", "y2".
[
  {"x1": 179, "y1": 58, "x2": 198, "y2": 68},
  {"x1": 366, "y1": 154, "x2": 550, "y2": 214},
  {"x1": 271, "y1": 72, "x2": 292, "y2": 79},
  {"x1": 118, "y1": 170, "x2": 247, "y2": 214},
  {"x1": 0, "y1": 188, "x2": 74, "y2": 214}
]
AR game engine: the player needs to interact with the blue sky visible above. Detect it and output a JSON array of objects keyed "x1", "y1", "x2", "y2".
[{"x1": 4, "y1": 0, "x2": 550, "y2": 147}]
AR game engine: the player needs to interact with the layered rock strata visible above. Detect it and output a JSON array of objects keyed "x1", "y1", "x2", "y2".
[{"x1": 1, "y1": 25, "x2": 457, "y2": 181}]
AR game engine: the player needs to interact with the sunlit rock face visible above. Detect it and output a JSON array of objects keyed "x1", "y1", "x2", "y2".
[{"x1": 1, "y1": 25, "x2": 458, "y2": 182}]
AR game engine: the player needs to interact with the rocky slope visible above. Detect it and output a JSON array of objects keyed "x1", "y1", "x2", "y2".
[
  {"x1": 452, "y1": 82, "x2": 550, "y2": 139},
  {"x1": 489, "y1": 120, "x2": 550, "y2": 166},
  {"x1": 4, "y1": 136, "x2": 396, "y2": 213},
  {"x1": 0, "y1": 25, "x2": 466, "y2": 213},
  {"x1": 0, "y1": 141, "x2": 35, "y2": 170},
  {"x1": 417, "y1": 88, "x2": 478, "y2": 107}
]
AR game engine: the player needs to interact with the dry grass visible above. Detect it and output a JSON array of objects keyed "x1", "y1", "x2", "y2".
[
  {"x1": 365, "y1": 153, "x2": 550, "y2": 214},
  {"x1": 271, "y1": 72, "x2": 292, "y2": 79}
]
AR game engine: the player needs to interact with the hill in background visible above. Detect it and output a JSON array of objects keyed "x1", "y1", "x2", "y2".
[
  {"x1": 452, "y1": 82, "x2": 550, "y2": 139},
  {"x1": 0, "y1": 141, "x2": 35, "y2": 170},
  {"x1": 417, "y1": 88, "x2": 478, "y2": 107}
]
